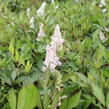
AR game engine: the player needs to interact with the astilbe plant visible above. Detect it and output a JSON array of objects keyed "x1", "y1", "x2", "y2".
[
  {"x1": 42, "y1": 24, "x2": 64, "y2": 72},
  {"x1": 0, "y1": 0, "x2": 109, "y2": 109}
]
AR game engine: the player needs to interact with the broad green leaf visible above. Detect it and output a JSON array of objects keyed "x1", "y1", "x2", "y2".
[
  {"x1": 19, "y1": 56, "x2": 25, "y2": 65},
  {"x1": 106, "y1": 91, "x2": 109, "y2": 108},
  {"x1": 92, "y1": 84, "x2": 105, "y2": 106},
  {"x1": 68, "y1": 91, "x2": 81, "y2": 109},
  {"x1": 8, "y1": 89, "x2": 16, "y2": 109},
  {"x1": 14, "y1": 50, "x2": 20, "y2": 62},
  {"x1": 24, "y1": 60, "x2": 32, "y2": 73},
  {"x1": 93, "y1": 47, "x2": 104, "y2": 68},
  {"x1": 17, "y1": 84, "x2": 42, "y2": 109},
  {"x1": 60, "y1": 99, "x2": 68, "y2": 109}
]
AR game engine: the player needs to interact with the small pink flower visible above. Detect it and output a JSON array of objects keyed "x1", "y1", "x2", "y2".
[
  {"x1": 42, "y1": 24, "x2": 64, "y2": 72},
  {"x1": 36, "y1": 24, "x2": 45, "y2": 41},
  {"x1": 37, "y1": 2, "x2": 46, "y2": 16}
]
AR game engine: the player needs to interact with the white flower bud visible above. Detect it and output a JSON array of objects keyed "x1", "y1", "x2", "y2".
[
  {"x1": 99, "y1": 0, "x2": 106, "y2": 7},
  {"x1": 37, "y1": 2, "x2": 46, "y2": 16},
  {"x1": 51, "y1": 0, "x2": 54, "y2": 3},
  {"x1": 102, "y1": 8, "x2": 107, "y2": 13},
  {"x1": 27, "y1": 8, "x2": 30, "y2": 17},
  {"x1": 99, "y1": 31, "x2": 105, "y2": 40},
  {"x1": 36, "y1": 24, "x2": 45, "y2": 41}
]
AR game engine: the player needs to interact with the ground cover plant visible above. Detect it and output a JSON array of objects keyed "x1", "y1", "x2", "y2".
[{"x1": 0, "y1": 0, "x2": 109, "y2": 109}]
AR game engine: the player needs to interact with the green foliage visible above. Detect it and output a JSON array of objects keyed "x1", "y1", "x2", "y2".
[
  {"x1": 92, "y1": 84, "x2": 105, "y2": 106},
  {"x1": 106, "y1": 91, "x2": 109, "y2": 108},
  {"x1": 8, "y1": 89, "x2": 16, "y2": 109},
  {"x1": 8, "y1": 84, "x2": 42, "y2": 109},
  {"x1": 67, "y1": 91, "x2": 81, "y2": 109},
  {"x1": 0, "y1": 0, "x2": 109, "y2": 109}
]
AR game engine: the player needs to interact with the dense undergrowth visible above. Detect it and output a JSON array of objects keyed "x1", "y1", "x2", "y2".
[{"x1": 0, "y1": 0, "x2": 109, "y2": 109}]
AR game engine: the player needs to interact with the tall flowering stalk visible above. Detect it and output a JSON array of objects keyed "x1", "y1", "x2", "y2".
[
  {"x1": 37, "y1": 2, "x2": 46, "y2": 16},
  {"x1": 26, "y1": 8, "x2": 35, "y2": 29},
  {"x1": 42, "y1": 24, "x2": 64, "y2": 72}
]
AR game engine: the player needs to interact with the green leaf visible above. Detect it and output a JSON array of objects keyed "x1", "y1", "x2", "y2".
[
  {"x1": 9, "y1": 39, "x2": 15, "y2": 56},
  {"x1": 24, "y1": 60, "x2": 32, "y2": 73},
  {"x1": 14, "y1": 50, "x2": 20, "y2": 62},
  {"x1": 0, "y1": 69, "x2": 12, "y2": 85},
  {"x1": 19, "y1": 56, "x2": 25, "y2": 65},
  {"x1": 77, "y1": 100, "x2": 91, "y2": 109},
  {"x1": 92, "y1": 84, "x2": 105, "y2": 106},
  {"x1": 106, "y1": 91, "x2": 109, "y2": 108},
  {"x1": 76, "y1": 73, "x2": 90, "y2": 85},
  {"x1": 68, "y1": 91, "x2": 81, "y2": 109},
  {"x1": 92, "y1": 29, "x2": 99, "y2": 42},
  {"x1": 11, "y1": 70, "x2": 17, "y2": 81},
  {"x1": 104, "y1": 49, "x2": 109, "y2": 63},
  {"x1": 63, "y1": 73, "x2": 75, "y2": 82},
  {"x1": 60, "y1": 99, "x2": 68, "y2": 109},
  {"x1": 93, "y1": 47, "x2": 104, "y2": 69},
  {"x1": 17, "y1": 84, "x2": 42, "y2": 109},
  {"x1": 100, "y1": 67, "x2": 109, "y2": 78},
  {"x1": 8, "y1": 89, "x2": 16, "y2": 109}
]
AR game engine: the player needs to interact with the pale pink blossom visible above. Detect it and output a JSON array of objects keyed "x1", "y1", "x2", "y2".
[
  {"x1": 51, "y1": 24, "x2": 64, "y2": 47},
  {"x1": 42, "y1": 24, "x2": 64, "y2": 72},
  {"x1": 37, "y1": 2, "x2": 46, "y2": 16},
  {"x1": 36, "y1": 24, "x2": 45, "y2": 41}
]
